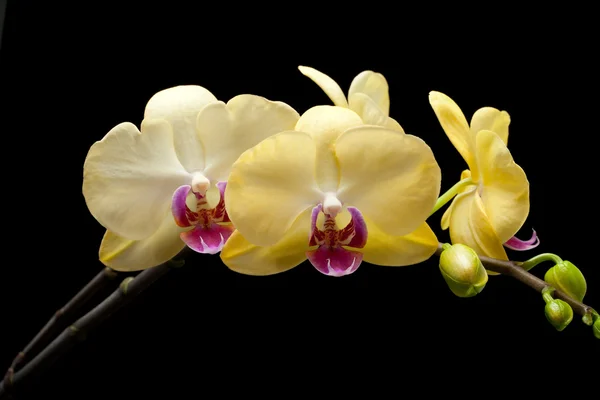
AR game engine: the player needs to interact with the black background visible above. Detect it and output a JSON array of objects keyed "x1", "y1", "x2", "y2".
[{"x1": 2, "y1": 1, "x2": 598, "y2": 398}]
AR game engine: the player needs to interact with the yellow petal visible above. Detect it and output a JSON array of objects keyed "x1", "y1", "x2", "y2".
[
  {"x1": 429, "y1": 91, "x2": 477, "y2": 177},
  {"x1": 298, "y1": 66, "x2": 349, "y2": 108},
  {"x1": 449, "y1": 189, "x2": 507, "y2": 268},
  {"x1": 348, "y1": 93, "x2": 405, "y2": 133},
  {"x1": 440, "y1": 169, "x2": 474, "y2": 230},
  {"x1": 144, "y1": 85, "x2": 217, "y2": 171},
  {"x1": 220, "y1": 209, "x2": 312, "y2": 276},
  {"x1": 361, "y1": 217, "x2": 438, "y2": 266},
  {"x1": 198, "y1": 95, "x2": 300, "y2": 182},
  {"x1": 476, "y1": 130, "x2": 529, "y2": 243},
  {"x1": 470, "y1": 107, "x2": 511, "y2": 145},
  {"x1": 83, "y1": 120, "x2": 191, "y2": 240},
  {"x1": 295, "y1": 105, "x2": 363, "y2": 192},
  {"x1": 99, "y1": 211, "x2": 189, "y2": 271},
  {"x1": 348, "y1": 70, "x2": 390, "y2": 116},
  {"x1": 336, "y1": 126, "x2": 441, "y2": 237},
  {"x1": 225, "y1": 131, "x2": 321, "y2": 247}
]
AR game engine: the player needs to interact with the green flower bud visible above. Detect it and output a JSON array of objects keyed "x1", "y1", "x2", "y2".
[
  {"x1": 544, "y1": 299, "x2": 573, "y2": 331},
  {"x1": 544, "y1": 261, "x2": 586, "y2": 302},
  {"x1": 594, "y1": 318, "x2": 600, "y2": 339},
  {"x1": 439, "y1": 243, "x2": 488, "y2": 298}
]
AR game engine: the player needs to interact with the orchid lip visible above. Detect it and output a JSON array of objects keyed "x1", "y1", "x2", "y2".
[
  {"x1": 171, "y1": 181, "x2": 232, "y2": 254},
  {"x1": 306, "y1": 204, "x2": 367, "y2": 277},
  {"x1": 504, "y1": 229, "x2": 540, "y2": 251}
]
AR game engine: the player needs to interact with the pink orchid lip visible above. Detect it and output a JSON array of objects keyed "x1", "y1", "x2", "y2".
[
  {"x1": 171, "y1": 181, "x2": 233, "y2": 254},
  {"x1": 306, "y1": 204, "x2": 368, "y2": 277},
  {"x1": 504, "y1": 229, "x2": 540, "y2": 251}
]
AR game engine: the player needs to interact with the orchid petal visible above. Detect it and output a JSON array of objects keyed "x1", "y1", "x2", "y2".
[
  {"x1": 476, "y1": 130, "x2": 529, "y2": 243},
  {"x1": 144, "y1": 85, "x2": 217, "y2": 172},
  {"x1": 180, "y1": 224, "x2": 234, "y2": 254},
  {"x1": 298, "y1": 66, "x2": 349, "y2": 108},
  {"x1": 83, "y1": 120, "x2": 191, "y2": 240},
  {"x1": 338, "y1": 207, "x2": 368, "y2": 248},
  {"x1": 348, "y1": 93, "x2": 405, "y2": 134},
  {"x1": 470, "y1": 107, "x2": 511, "y2": 145},
  {"x1": 198, "y1": 95, "x2": 300, "y2": 182},
  {"x1": 99, "y1": 211, "x2": 188, "y2": 271},
  {"x1": 307, "y1": 246, "x2": 363, "y2": 277},
  {"x1": 336, "y1": 126, "x2": 441, "y2": 237},
  {"x1": 220, "y1": 209, "x2": 312, "y2": 276},
  {"x1": 361, "y1": 218, "x2": 438, "y2": 266},
  {"x1": 441, "y1": 169, "x2": 474, "y2": 230},
  {"x1": 504, "y1": 229, "x2": 540, "y2": 251},
  {"x1": 449, "y1": 189, "x2": 507, "y2": 274},
  {"x1": 171, "y1": 185, "x2": 194, "y2": 227},
  {"x1": 429, "y1": 91, "x2": 477, "y2": 177},
  {"x1": 295, "y1": 105, "x2": 363, "y2": 192},
  {"x1": 348, "y1": 70, "x2": 390, "y2": 116},
  {"x1": 225, "y1": 131, "x2": 321, "y2": 246}
]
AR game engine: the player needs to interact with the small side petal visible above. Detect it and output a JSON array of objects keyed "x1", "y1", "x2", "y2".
[
  {"x1": 220, "y1": 209, "x2": 312, "y2": 276},
  {"x1": 348, "y1": 93, "x2": 403, "y2": 132},
  {"x1": 225, "y1": 131, "x2": 321, "y2": 246},
  {"x1": 172, "y1": 185, "x2": 193, "y2": 227},
  {"x1": 361, "y1": 218, "x2": 438, "y2": 266},
  {"x1": 83, "y1": 120, "x2": 191, "y2": 240},
  {"x1": 449, "y1": 189, "x2": 508, "y2": 268},
  {"x1": 99, "y1": 211, "x2": 188, "y2": 272},
  {"x1": 429, "y1": 91, "x2": 477, "y2": 175},
  {"x1": 307, "y1": 246, "x2": 363, "y2": 277},
  {"x1": 338, "y1": 207, "x2": 368, "y2": 248},
  {"x1": 348, "y1": 70, "x2": 390, "y2": 115},
  {"x1": 144, "y1": 85, "x2": 217, "y2": 172},
  {"x1": 476, "y1": 130, "x2": 530, "y2": 243},
  {"x1": 470, "y1": 107, "x2": 511, "y2": 145},
  {"x1": 504, "y1": 229, "x2": 540, "y2": 251},
  {"x1": 336, "y1": 126, "x2": 441, "y2": 237},
  {"x1": 298, "y1": 66, "x2": 349, "y2": 108},
  {"x1": 181, "y1": 224, "x2": 234, "y2": 254}
]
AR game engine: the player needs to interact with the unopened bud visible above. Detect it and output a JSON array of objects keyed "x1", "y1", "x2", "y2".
[
  {"x1": 439, "y1": 243, "x2": 488, "y2": 298},
  {"x1": 544, "y1": 299, "x2": 573, "y2": 332},
  {"x1": 544, "y1": 261, "x2": 586, "y2": 302},
  {"x1": 594, "y1": 318, "x2": 600, "y2": 339}
]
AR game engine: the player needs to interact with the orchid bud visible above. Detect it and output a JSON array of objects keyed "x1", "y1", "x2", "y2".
[
  {"x1": 439, "y1": 243, "x2": 488, "y2": 298},
  {"x1": 544, "y1": 261, "x2": 586, "y2": 302},
  {"x1": 544, "y1": 299, "x2": 573, "y2": 332},
  {"x1": 594, "y1": 318, "x2": 600, "y2": 339}
]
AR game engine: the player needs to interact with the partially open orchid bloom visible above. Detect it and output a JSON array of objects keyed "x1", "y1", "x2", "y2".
[
  {"x1": 298, "y1": 65, "x2": 404, "y2": 132},
  {"x1": 429, "y1": 91, "x2": 536, "y2": 267},
  {"x1": 83, "y1": 85, "x2": 299, "y2": 271},
  {"x1": 220, "y1": 105, "x2": 441, "y2": 277}
]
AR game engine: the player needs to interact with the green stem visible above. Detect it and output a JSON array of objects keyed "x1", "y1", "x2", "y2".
[
  {"x1": 430, "y1": 177, "x2": 473, "y2": 216},
  {"x1": 520, "y1": 253, "x2": 564, "y2": 271},
  {"x1": 542, "y1": 286, "x2": 555, "y2": 304}
]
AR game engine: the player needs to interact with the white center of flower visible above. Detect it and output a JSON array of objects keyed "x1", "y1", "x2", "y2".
[
  {"x1": 322, "y1": 192, "x2": 342, "y2": 217},
  {"x1": 191, "y1": 172, "x2": 210, "y2": 195}
]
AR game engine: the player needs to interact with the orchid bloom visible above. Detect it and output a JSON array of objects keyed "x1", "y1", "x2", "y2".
[
  {"x1": 220, "y1": 105, "x2": 441, "y2": 277},
  {"x1": 428, "y1": 91, "x2": 538, "y2": 268},
  {"x1": 298, "y1": 66, "x2": 404, "y2": 132},
  {"x1": 83, "y1": 85, "x2": 299, "y2": 271}
]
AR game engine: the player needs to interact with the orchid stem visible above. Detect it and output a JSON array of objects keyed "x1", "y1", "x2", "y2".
[
  {"x1": 2, "y1": 266, "x2": 120, "y2": 387},
  {"x1": 0, "y1": 248, "x2": 191, "y2": 399},
  {"x1": 430, "y1": 177, "x2": 473, "y2": 216},
  {"x1": 520, "y1": 253, "x2": 563, "y2": 271},
  {"x1": 434, "y1": 243, "x2": 594, "y2": 319}
]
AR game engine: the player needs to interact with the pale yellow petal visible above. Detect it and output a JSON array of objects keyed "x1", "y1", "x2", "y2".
[
  {"x1": 225, "y1": 131, "x2": 321, "y2": 246},
  {"x1": 441, "y1": 169, "x2": 474, "y2": 230},
  {"x1": 295, "y1": 105, "x2": 363, "y2": 192},
  {"x1": 220, "y1": 209, "x2": 312, "y2": 276},
  {"x1": 144, "y1": 85, "x2": 217, "y2": 171},
  {"x1": 476, "y1": 130, "x2": 529, "y2": 243},
  {"x1": 470, "y1": 107, "x2": 511, "y2": 144},
  {"x1": 298, "y1": 66, "x2": 349, "y2": 107},
  {"x1": 449, "y1": 189, "x2": 508, "y2": 266},
  {"x1": 362, "y1": 217, "x2": 438, "y2": 266},
  {"x1": 348, "y1": 70, "x2": 390, "y2": 115},
  {"x1": 99, "y1": 211, "x2": 189, "y2": 271},
  {"x1": 199, "y1": 95, "x2": 300, "y2": 182},
  {"x1": 429, "y1": 91, "x2": 477, "y2": 176},
  {"x1": 336, "y1": 126, "x2": 441, "y2": 237},
  {"x1": 83, "y1": 120, "x2": 191, "y2": 240},
  {"x1": 348, "y1": 93, "x2": 404, "y2": 133}
]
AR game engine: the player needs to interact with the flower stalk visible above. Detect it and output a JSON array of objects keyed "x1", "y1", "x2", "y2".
[{"x1": 430, "y1": 177, "x2": 472, "y2": 216}]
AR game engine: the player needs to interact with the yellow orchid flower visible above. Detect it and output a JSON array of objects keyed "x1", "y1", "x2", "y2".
[
  {"x1": 220, "y1": 105, "x2": 441, "y2": 277},
  {"x1": 83, "y1": 85, "x2": 299, "y2": 271},
  {"x1": 429, "y1": 91, "x2": 537, "y2": 265},
  {"x1": 298, "y1": 65, "x2": 404, "y2": 132}
]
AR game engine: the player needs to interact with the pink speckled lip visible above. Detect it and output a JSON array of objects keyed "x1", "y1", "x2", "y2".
[{"x1": 504, "y1": 229, "x2": 540, "y2": 251}]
